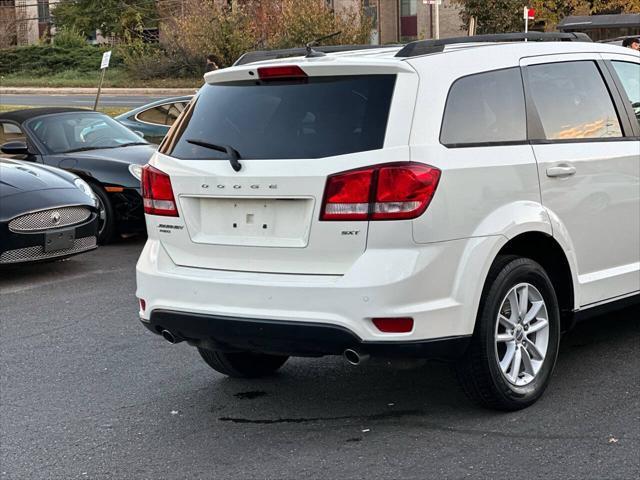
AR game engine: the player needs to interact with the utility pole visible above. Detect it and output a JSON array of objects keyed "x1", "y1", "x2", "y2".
[
  {"x1": 424, "y1": 0, "x2": 441, "y2": 40},
  {"x1": 434, "y1": 0, "x2": 440, "y2": 39}
]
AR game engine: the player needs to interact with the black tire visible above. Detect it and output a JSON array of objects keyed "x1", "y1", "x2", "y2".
[
  {"x1": 197, "y1": 348, "x2": 289, "y2": 378},
  {"x1": 90, "y1": 184, "x2": 116, "y2": 244},
  {"x1": 456, "y1": 255, "x2": 561, "y2": 411}
]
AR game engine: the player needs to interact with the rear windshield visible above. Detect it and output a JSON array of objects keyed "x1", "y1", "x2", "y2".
[{"x1": 164, "y1": 75, "x2": 396, "y2": 160}]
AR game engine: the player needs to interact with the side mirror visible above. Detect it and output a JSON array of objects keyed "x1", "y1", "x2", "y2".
[
  {"x1": 134, "y1": 130, "x2": 145, "y2": 138},
  {"x1": 1, "y1": 141, "x2": 30, "y2": 156}
]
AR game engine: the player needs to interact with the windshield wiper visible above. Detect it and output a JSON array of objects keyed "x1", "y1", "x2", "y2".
[
  {"x1": 186, "y1": 138, "x2": 242, "y2": 172},
  {"x1": 116, "y1": 142, "x2": 148, "y2": 147},
  {"x1": 64, "y1": 142, "x2": 148, "y2": 154},
  {"x1": 64, "y1": 146, "x2": 108, "y2": 153}
]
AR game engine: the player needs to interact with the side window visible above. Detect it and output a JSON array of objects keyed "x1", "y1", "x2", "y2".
[
  {"x1": 137, "y1": 106, "x2": 169, "y2": 126},
  {"x1": 0, "y1": 122, "x2": 26, "y2": 145},
  {"x1": 440, "y1": 67, "x2": 527, "y2": 146},
  {"x1": 611, "y1": 61, "x2": 640, "y2": 129},
  {"x1": 166, "y1": 102, "x2": 188, "y2": 126},
  {"x1": 526, "y1": 61, "x2": 622, "y2": 140}
]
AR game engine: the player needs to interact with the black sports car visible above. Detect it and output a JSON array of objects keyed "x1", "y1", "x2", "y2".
[
  {"x1": 0, "y1": 158, "x2": 99, "y2": 265},
  {"x1": 0, "y1": 108, "x2": 157, "y2": 243}
]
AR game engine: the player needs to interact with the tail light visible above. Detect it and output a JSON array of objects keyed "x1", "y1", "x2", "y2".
[
  {"x1": 141, "y1": 165, "x2": 179, "y2": 217},
  {"x1": 321, "y1": 163, "x2": 440, "y2": 221}
]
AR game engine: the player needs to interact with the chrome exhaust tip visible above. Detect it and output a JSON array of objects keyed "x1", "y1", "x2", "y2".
[
  {"x1": 343, "y1": 348, "x2": 369, "y2": 366},
  {"x1": 161, "y1": 329, "x2": 183, "y2": 344}
]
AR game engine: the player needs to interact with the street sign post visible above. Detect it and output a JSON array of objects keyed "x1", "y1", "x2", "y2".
[
  {"x1": 524, "y1": 7, "x2": 535, "y2": 36},
  {"x1": 94, "y1": 50, "x2": 112, "y2": 111},
  {"x1": 423, "y1": 0, "x2": 442, "y2": 40}
]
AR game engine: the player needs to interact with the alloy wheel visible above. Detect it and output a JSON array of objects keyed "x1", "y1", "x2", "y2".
[{"x1": 494, "y1": 282, "x2": 550, "y2": 387}]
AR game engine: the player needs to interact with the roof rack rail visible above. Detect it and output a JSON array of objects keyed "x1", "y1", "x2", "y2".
[
  {"x1": 233, "y1": 44, "x2": 402, "y2": 66},
  {"x1": 395, "y1": 32, "x2": 592, "y2": 58}
]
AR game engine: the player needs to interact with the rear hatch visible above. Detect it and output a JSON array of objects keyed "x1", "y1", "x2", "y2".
[{"x1": 150, "y1": 59, "x2": 417, "y2": 275}]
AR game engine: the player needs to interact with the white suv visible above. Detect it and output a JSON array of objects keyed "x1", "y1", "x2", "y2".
[{"x1": 136, "y1": 33, "x2": 640, "y2": 410}]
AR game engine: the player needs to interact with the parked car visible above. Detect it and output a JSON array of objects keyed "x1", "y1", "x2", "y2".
[
  {"x1": 0, "y1": 158, "x2": 99, "y2": 265},
  {"x1": 136, "y1": 33, "x2": 640, "y2": 411},
  {"x1": 0, "y1": 108, "x2": 157, "y2": 244},
  {"x1": 115, "y1": 96, "x2": 192, "y2": 144}
]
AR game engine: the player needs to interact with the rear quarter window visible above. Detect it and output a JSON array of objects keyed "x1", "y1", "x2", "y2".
[
  {"x1": 163, "y1": 75, "x2": 396, "y2": 160},
  {"x1": 440, "y1": 67, "x2": 527, "y2": 147}
]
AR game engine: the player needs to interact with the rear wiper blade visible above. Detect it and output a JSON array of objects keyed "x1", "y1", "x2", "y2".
[{"x1": 186, "y1": 138, "x2": 242, "y2": 172}]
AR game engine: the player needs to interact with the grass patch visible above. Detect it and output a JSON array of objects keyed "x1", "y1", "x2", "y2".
[
  {"x1": 0, "y1": 104, "x2": 130, "y2": 117},
  {"x1": 1, "y1": 69, "x2": 201, "y2": 88}
]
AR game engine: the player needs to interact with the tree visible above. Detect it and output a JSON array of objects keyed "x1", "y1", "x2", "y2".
[
  {"x1": 455, "y1": 0, "x2": 640, "y2": 33},
  {"x1": 52, "y1": 0, "x2": 157, "y2": 39}
]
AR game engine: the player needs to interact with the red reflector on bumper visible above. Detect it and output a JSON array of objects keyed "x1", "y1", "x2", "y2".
[
  {"x1": 139, "y1": 298, "x2": 146, "y2": 311},
  {"x1": 372, "y1": 317, "x2": 414, "y2": 333}
]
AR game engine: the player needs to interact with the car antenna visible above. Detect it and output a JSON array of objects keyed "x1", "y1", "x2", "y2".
[{"x1": 305, "y1": 31, "x2": 342, "y2": 58}]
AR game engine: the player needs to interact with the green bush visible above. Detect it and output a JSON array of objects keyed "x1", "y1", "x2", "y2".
[
  {"x1": 0, "y1": 44, "x2": 123, "y2": 75},
  {"x1": 53, "y1": 27, "x2": 88, "y2": 49}
]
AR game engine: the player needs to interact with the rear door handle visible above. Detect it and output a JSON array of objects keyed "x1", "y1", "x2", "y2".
[{"x1": 546, "y1": 165, "x2": 576, "y2": 178}]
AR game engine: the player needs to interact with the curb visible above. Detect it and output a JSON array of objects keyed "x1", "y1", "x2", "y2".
[{"x1": 0, "y1": 87, "x2": 198, "y2": 95}]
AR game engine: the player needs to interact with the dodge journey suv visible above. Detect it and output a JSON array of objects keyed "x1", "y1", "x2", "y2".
[{"x1": 136, "y1": 33, "x2": 640, "y2": 410}]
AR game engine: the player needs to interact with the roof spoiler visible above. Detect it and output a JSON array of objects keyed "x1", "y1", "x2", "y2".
[
  {"x1": 395, "y1": 32, "x2": 592, "y2": 58},
  {"x1": 233, "y1": 44, "x2": 402, "y2": 66}
]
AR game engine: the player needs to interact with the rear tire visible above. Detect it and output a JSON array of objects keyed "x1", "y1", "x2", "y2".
[
  {"x1": 456, "y1": 255, "x2": 561, "y2": 411},
  {"x1": 197, "y1": 348, "x2": 289, "y2": 378}
]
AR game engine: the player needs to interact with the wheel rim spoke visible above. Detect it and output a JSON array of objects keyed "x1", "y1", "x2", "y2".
[
  {"x1": 507, "y1": 289, "x2": 519, "y2": 319},
  {"x1": 500, "y1": 343, "x2": 516, "y2": 373},
  {"x1": 521, "y1": 347, "x2": 535, "y2": 376},
  {"x1": 517, "y1": 284, "x2": 529, "y2": 319},
  {"x1": 508, "y1": 347, "x2": 522, "y2": 383},
  {"x1": 496, "y1": 333, "x2": 514, "y2": 343},
  {"x1": 524, "y1": 338, "x2": 544, "y2": 361},
  {"x1": 527, "y1": 318, "x2": 548, "y2": 334},
  {"x1": 523, "y1": 300, "x2": 544, "y2": 325},
  {"x1": 499, "y1": 314, "x2": 516, "y2": 329}
]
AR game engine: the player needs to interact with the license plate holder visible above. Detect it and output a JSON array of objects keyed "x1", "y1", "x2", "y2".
[{"x1": 44, "y1": 229, "x2": 75, "y2": 252}]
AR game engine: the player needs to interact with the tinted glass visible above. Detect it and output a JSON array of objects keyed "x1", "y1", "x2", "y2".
[
  {"x1": 137, "y1": 106, "x2": 169, "y2": 125},
  {"x1": 440, "y1": 68, "x2": 526, "y2": 146},
  {"x1": 527, "y1": 61, "x2": 622, "y2": 140},
  {"x1": 166, "y1": 102, "x2": 187, "y2": 125},
  {"x1": 27, "y1": 112, "x2": 147, "y2": 154},
  {"x1": 612, "y1": 61, "x2": 640, "y2": 128},
  {"x1": 167, "y1": 75, "x2": 396, "y2": 160}
]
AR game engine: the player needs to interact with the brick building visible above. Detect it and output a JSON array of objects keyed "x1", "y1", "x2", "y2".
[
  {"x1": 330, "y1": 0, "x2": 465, "y2": 44},
  {"x1": 0, "y1": 0, "x2": 59, "y2": 46}
]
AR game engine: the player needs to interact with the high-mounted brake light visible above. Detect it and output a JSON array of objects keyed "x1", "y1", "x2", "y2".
[
  {"x1": 320, "y1": 163, "x2": 440, "y2": 221},
  {"x1": 141, "y1": 165, "x2": 179, "y2": 217},
  {"x1": 257, "y1": 65, "x2": 308, "y2": 80}
]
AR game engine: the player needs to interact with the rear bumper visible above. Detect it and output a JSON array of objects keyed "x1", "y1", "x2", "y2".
[
  {"x1": 137, "y1": 236, "x2": 500, "y2": 345},
  {"x1": 143, "y1": 309, "x2": 470, "y2": 359}
]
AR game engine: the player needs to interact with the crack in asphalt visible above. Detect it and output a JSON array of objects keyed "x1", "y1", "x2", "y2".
[
  {"x1": 218, "y1": 411, "x2": 640, "y2": 442},
  {"x1": 219, "y1": 409, "x2": 424, "y2": 424}
]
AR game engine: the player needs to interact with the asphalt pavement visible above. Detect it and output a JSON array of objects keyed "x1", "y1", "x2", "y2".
[
  {"x1": 1, "y1": 239, "x2": 639, "y2": 479},
  {"x1": 1, "y1": 94, "x2": 166, "y2": 108}
]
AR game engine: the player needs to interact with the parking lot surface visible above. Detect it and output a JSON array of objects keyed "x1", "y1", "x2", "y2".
[{"x1": 1, "y1": 239, "x2": 638, "y2": 479}]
